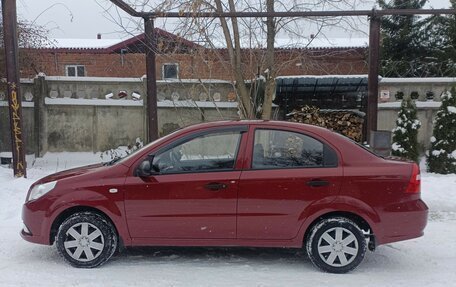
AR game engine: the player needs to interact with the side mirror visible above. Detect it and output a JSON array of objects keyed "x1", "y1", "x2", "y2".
[
  {"x1": 136, "y1": 156, "x2": 158, "y2": 177},
  {"x1": 137, "y1": 160, "x2": 152, "y2": 177}
]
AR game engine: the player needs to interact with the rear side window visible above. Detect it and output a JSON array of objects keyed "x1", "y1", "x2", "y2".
[{"x1": 252, "y1": 129, "x2": 337, "y2": 169}]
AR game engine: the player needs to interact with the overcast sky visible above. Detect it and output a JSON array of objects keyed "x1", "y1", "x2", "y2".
[{"x1": 17, "y1": 0, "x2": 451, "y2": 40}]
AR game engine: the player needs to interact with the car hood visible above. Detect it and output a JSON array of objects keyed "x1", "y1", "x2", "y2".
[{"x1": 36, "y1": 163, "x2": 107, "y2": 184}]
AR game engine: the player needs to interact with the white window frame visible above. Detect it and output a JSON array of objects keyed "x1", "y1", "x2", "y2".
[
  {"x1": 65, "y1": 65, "x2": 86, "y2": 77},
  {"x1": 162, "y1": 63, "x2": 179, "y2": 79}
]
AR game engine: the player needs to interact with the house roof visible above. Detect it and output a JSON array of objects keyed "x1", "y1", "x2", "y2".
[
  {"x1": 275, "y1": 37, "x2": 368, "y2": 50},
  {"x1": 40, "y1": 28, "x2": 201, "y2": 53},
  {"x1": 40, "y1": 29, "x2": 368, "y2": 53},
  {"x1": 49, "y1": 38, "x2": 122, "y2": 49},
  {"x1": 210, "y1": 36, "x2": 368, "y2": 50}
]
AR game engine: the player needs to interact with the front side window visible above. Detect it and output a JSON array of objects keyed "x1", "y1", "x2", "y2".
[
  {"x1": 152, "y1": 131, "x2": 242, "y2": 173},
  {"x1": 66, "y1": 65, "x2": 85, "y2": 77},
  {"x1": 252, "y1": 129, "x2": 336, "y2": 169}
]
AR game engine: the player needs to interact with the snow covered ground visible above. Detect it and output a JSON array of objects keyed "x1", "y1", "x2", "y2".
[{"x1": 1, "y1": 153, "x2": 455, "y2": 287}]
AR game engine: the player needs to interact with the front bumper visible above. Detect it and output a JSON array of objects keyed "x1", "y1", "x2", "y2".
[
  {"x1": 21, "y1": 200, "x2": 52, "y2": 245},
  {"x1": 20, "y1": 227, "x2": 49, "y2": 245}
]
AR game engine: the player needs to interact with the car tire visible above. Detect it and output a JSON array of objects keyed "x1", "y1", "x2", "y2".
[
  {"x1": 56, "y1": 212, "x2": 118, "y2": 268},
  {"x1": 306, "y1": 217, "x2": 367, "y2": 273}
]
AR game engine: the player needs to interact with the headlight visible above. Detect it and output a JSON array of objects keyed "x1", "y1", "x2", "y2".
[{"x1": 28, "y1": 181, "x2": 57, "y2": 201}]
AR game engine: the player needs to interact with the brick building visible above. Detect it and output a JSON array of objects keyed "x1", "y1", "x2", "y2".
[{"x1": 22, "y1": 28, "x2": 368, "y2": 80}]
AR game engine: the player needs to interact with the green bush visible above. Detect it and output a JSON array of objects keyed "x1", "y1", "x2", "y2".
[
  {"x1": 427, "y1": 88, "x2": 456, "y2": 174},
  {"x1": 391, "y1": 96, "x2": 421, "y2": 163}
]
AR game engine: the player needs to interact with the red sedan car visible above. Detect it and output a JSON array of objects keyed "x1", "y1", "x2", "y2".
[{"x1": 21, "y1": 121, "x2": 428, "y2": 273}]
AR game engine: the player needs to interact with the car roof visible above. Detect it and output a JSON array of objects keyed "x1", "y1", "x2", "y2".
[{"x1": 180, "y1": 120, "x2": 334, "y2": 135}]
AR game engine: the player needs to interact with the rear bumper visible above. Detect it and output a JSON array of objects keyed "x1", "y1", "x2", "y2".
[{"x1": 376, "y1": 198, "x2": 429, "y2": 245}]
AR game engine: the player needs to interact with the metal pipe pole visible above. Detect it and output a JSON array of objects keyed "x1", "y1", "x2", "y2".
[
  {"x1": 367, "y1": 14, "x2": 381, "y2": 143},
  {"x1": 109, "y1": 0, "x2": 456, "y2": 18},
  {"x1": 2, "y1": 0, "x2": 26, "y2": 177},
  {"x1": 148, "y1": 9, "x2": 456, "y2": 18},
  {"x1": 144, "y1": 17, "x2": 159, "y2": 142}
]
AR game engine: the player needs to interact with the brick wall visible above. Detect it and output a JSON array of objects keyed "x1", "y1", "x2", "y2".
[{"x1": 21, "y1": 47, "x2": 368, "y2": 80}]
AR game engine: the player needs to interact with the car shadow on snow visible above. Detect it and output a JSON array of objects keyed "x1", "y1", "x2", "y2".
[
  {"x1": 21, "y1": 243, "x2": 407, "y2": 273},
  {"x1": 359, "y1": 245, "x2": 412, "y2": 272},
  {"x1": 109, "y1": 245, "x2": 409, "y2": 273},
  {"x1": 111, "y1": 246, "x2": 314, "y2": 269}
]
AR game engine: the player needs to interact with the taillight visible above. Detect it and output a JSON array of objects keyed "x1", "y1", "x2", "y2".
[{"x1": 405, "y1": 163, "x2": 421, "y2": 193}]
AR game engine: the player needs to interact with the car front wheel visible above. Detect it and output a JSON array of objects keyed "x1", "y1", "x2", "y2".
[
  {"x1": 56, "y1": 212, "x2": 118, "y2": 268},
  {"x1": 306, "y1": 217, "x2": 367, "y2": 273}
]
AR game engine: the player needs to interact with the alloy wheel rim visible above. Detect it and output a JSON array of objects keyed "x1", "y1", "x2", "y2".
[
  {"x1": 64, "y1": 222, "x2": 105, "y2": 262},
  {"x1": 317, "y1": 227, "x2": 359, "y2": 267}
]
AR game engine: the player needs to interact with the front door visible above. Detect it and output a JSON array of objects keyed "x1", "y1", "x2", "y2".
[{"x1": 124, "y1": 128, "x2": 246, "y2": 239}]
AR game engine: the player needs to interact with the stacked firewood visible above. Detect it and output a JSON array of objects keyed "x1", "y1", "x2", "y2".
[{"x1": 287, "y1": 105, "x2": 365, "y2": 142}]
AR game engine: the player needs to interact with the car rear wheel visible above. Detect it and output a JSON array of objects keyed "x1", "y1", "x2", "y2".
[
  {"x1": 306, "y1": 217, "x2": 366, "y2": 273},
  {"x1": 56, "y1": 212, "x2": 118, "y2": 268}
]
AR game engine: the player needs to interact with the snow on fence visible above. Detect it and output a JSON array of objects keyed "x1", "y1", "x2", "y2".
[
  {"x1": 0, "y1": 76, "x2": 453, "y2": 155},
  {"x1": 0, "y1": 76, "x2": 239, "y2": 155}
]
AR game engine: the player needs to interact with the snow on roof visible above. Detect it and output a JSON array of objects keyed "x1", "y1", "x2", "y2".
[
  {"x1": 47, "y1": 34, "x2": 367, "y2": 51},
  {"x1": 277, "y1": 76, "x2": 456, "y2": 83},
  {"x1": 211, "y1": 36, "x2": 368, "y2": 49},
  {"x1": 158, "y1": 100, "x2": 238, "y2": 108},
  {"x1": 275, "y1": 37, "x2": 368, "y2": 49},
  {"x1": 276, "y1": 74, "x2": 368, "y2": 80},
  {"x1": 161, "y1": 79, "x2": 234, "y2": 84},
  {"x1": 43, "y1": 76, "x2": 234, "y2": 84},
  {"x1": 0, "y1": 101, "x2": 34, "y2": 108},
  {"x1": 45, "y1": 76, "x2": 143, "y2": 83},
  {"x1": 380, "y1": 77, "x2": 456, "y2": 84},
  {"x1": 47, "y1": 38, "x2": 124, "y2": 49},
  {"x1": 43, "y1": 98, "x2": 244, "y2": 108},
  {"x1": 379, "y1": 101, "x2": 441, "y2": 109},
  {"x1": 45, "y1": 98, "x2": 144, "y2": 107}
]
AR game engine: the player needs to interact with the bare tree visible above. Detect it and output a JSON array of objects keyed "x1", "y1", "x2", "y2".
[
  {"x1": 101, "y1": 0, "x2": 367, "y2": 119},
  {"x1": 0, "y1": 13, "x2": 50, "y2": 78},
  {"x1": 262, "y1": 0, "x2": 275, "y2": 119}
]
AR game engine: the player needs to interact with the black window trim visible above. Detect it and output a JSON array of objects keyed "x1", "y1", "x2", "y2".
[
  {"x1": 138, "y1": 125, "x2": 248, "y2": 176},
  {"x1": 250, "y1": 127, "x2": 339, "y2": 171}
]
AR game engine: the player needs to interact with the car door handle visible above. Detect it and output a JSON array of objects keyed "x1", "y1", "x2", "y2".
[
  {"x1": 306, "y1": 179, "x2": 330, "y2": 187},
  {"x1": 204, "y1": 182, "x2": 227, "y2": 191}
]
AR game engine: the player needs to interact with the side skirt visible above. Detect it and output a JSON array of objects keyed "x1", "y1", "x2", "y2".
[{"x1": 129, "y1": 238, "x2": 303, "y2": 248}]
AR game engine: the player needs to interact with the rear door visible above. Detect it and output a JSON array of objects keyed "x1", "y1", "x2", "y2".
[{"x1": 237, "y1": 126, "x2": 343, "y2": 240}]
